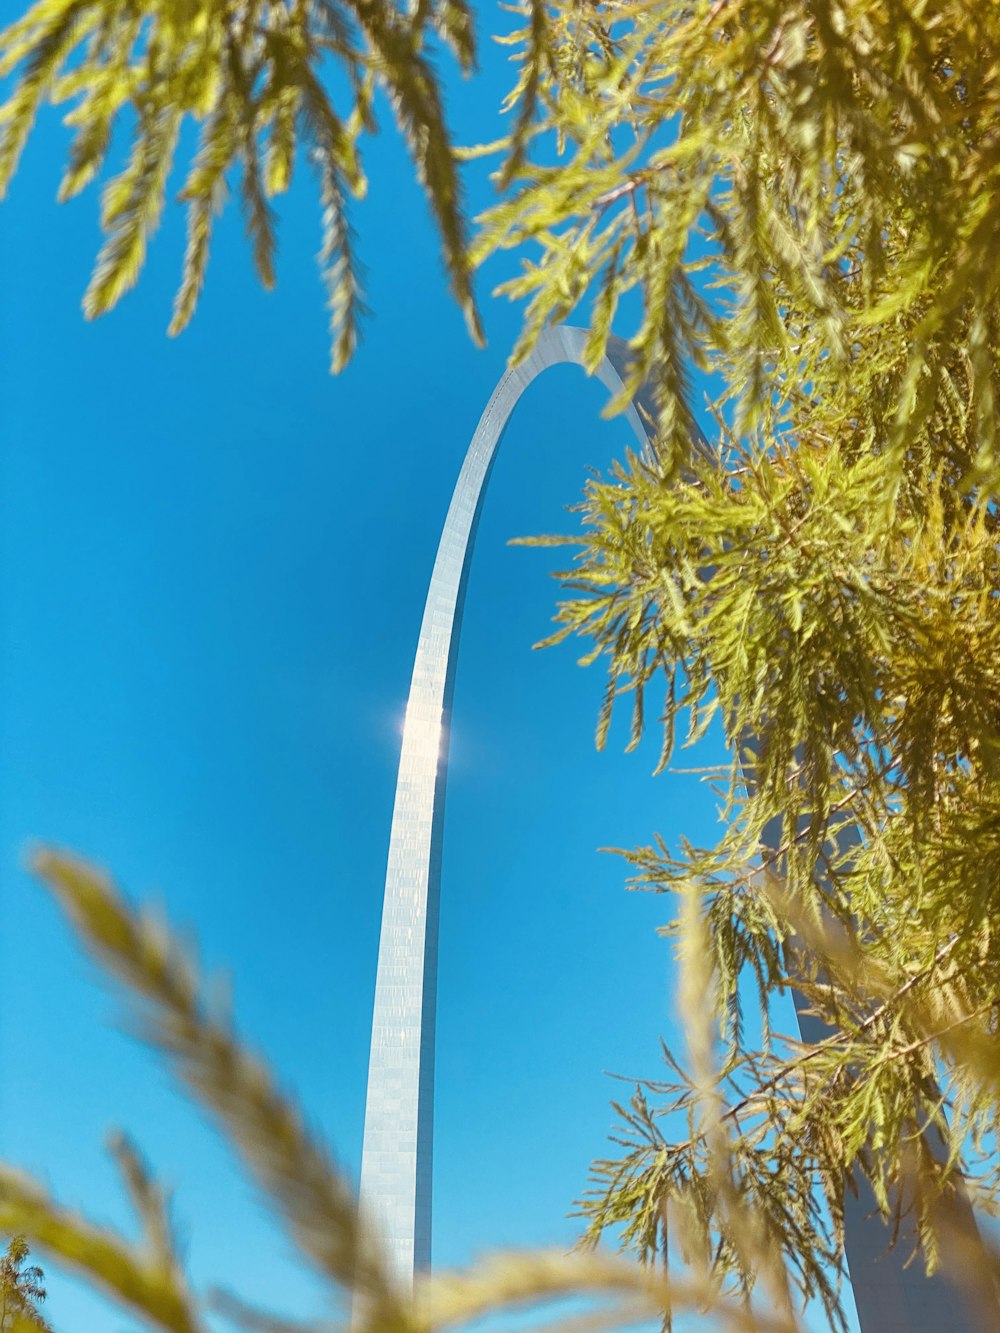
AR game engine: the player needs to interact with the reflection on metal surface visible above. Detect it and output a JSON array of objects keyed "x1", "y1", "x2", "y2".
[
  {"x1": 357, "y1": 327, "x2": 655, "y2": 1289},
  {"x1": 357, "y1": 324, "x2": 998, "y2": 1333}
]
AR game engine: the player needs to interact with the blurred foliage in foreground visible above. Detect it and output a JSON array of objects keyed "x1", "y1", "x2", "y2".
[
  {"x1": 7, "y1": 849, "x2": 831, "y2": 1333},
  {"x1": 4, "y1": 1, "x2": 1000, "y2": 1329},
  {"x1": 9, "y1": 849, "x2": 1000, "y2": 1333}
]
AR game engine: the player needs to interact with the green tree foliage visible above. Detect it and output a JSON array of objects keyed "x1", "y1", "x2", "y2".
[
  {"x1": 4, "y1": 0, "x2": 1000, "y2": 1328},
  {"x1": 1, "y1": 1236, "x2": 52, "y2": 1333},
  {"x1": 478, "y1": 4, "x2": 1000, "y2": 1326},
  {"x1": 0, "y1": 0, "x2": 483, "y2": 368},
  {"x1": 480, "y1": 0, "x2": 1000, "y2": 478}
]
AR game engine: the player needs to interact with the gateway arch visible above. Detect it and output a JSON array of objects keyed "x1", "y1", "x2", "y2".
[{"x1": 357, "y1": 325, "x2": 996, "y2": 1332}]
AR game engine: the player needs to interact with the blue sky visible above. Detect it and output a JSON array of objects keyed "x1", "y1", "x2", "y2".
[{"x1": 0, "y1": 11, "x2": 858, "y2": 1333}]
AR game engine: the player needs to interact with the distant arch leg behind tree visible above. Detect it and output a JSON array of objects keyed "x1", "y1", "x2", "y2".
[{"x1": 356, "y1": 325, "x2": 994, "y2": 1333}]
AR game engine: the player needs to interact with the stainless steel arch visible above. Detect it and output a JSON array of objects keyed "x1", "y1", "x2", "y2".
[
  {"x1": 358, "y1": 325, "x2": 998, "y2": 1332},
  {"x1": 357, "y1": 326, "x2": 655, "y2": 1290}
]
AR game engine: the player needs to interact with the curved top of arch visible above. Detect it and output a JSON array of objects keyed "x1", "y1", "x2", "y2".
[
  {"x1": 358, "y1": 326, "x2": 658, "y2": 1290},
  {"x1": 404, "y1": 326, "x2": 657, "y2": 782}
]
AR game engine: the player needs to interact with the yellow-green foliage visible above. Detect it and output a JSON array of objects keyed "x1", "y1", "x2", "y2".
[
  {"x1": 1, "y1": 1236, "x2": 51, "y2": 1333},
  {"x1": 4, "y1": 1, "x2": 1000, "y2": 1328},
  {"x1": 478, "y1": 4, "x2": 1000, "y2": 1324},
  {"x1": 480, "y1": 0, "x2": 1000, "y2": 475},
  {"x1": 0, "y1": 0, "x2": 483, "y2": 367}
]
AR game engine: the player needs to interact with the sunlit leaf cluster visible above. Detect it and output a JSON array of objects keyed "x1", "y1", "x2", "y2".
[
  {"x1": 0, "y1": 0, "x2": 483, "y2": 366},
  {"x1": 481, "y1": 0, "x2": 1000, "y2": 477},
  {"x1": 540, "y1": 385, "x2": 1000, "y2": 1315},
  {"x1": 471, "y1": 1, "x2": 1000, "y2": 1319}
]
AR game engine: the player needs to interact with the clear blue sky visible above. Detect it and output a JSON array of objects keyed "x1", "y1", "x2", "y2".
[{"x1": 0, "y1": 12, "x2": 858, "y2": 1333}]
